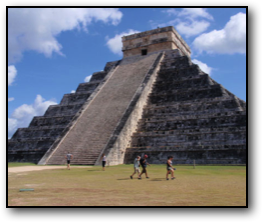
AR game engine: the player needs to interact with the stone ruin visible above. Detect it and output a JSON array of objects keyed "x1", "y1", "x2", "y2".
[{"x1": 8, "y1": 26, "x2": 246, "y2": 165}]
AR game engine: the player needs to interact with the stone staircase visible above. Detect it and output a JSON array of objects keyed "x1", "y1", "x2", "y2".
[
  {"x1": 45, "y1": 53, "x2": 161, "y2": 165},
  {"x1": 124, "y1": 50, "x2": 246, "y2": 164}
]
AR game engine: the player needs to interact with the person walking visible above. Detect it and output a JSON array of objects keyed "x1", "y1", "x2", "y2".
[
  {"x1": 130, "y1": 156, "x2": 141, "y2": 179},
  {"x1": 138, "y1": 154, "x2": 150, "y2": 179},
  {"x1": 166, "y1": 156, "x2": 175, "y2": 180},
  {"x1": 101, "y1": 154, "x2": 107, "y2": 171},
  {"x1": 65, "y1": 152, "x2": 73, "y2": 170}
]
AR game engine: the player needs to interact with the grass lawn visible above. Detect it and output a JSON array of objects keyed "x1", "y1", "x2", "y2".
[
  {"x1": 8, "y1": 164, "x2": 246, "y2": 206},
  {"x1": 8, "y1": 162, "x2": 37, "y2": 167}
]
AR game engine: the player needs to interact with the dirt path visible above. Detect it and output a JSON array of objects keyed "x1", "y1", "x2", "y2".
[{"x1": 8, "y1": 166, "x2": 92, "y2": 173}]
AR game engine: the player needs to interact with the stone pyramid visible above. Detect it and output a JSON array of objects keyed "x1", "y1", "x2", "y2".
[{"x1": 8, "y1": 26, "x2": 246, "y2": 165}]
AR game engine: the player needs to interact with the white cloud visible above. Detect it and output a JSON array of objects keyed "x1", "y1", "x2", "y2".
[
  {"x1": 164, "y1": 8, "x2": 213, "y2": 20},
  {"x1": 164, "y1": 8, "x2": 178, "y2": 16},
  {"x1": 8, "y1": 97, "x2": 15, "y2": 102},
  {"x1": 193, "y1": 12, "x2": 246, "y2": 54},
  {"x1": 178, "y1": 8, "x2": 213, "y2": 20},
  {"x1": 8, "y1": 8, "x2": 123, "y2": 63},
  {"x1": 160, "y1": 8, "x2": 213, "y2": 37},
  {"x1": 8, "y1": 65, "x2": 17, "y2": 86},
  {"x1": 176, "y1": 20, "x2": 210, "y2": 38},
  {"x1": 106, "y1": 29, "x2": 140, "y2": 55},
  {"x1": 192, "y1": 59, "x2": 213, "y2": 75},
  {"x1": 8, "y1": 95, "x2": 57, "y2": 138},
  {"x1": 71, "y1": 90, "x2": 76, "y2": 93},
  {"x1": 8, "y1": 118, "x2": 18, "y2": 139},
  {"x1": 84, "y1": 75, "x2": 92, "y2": 82}
]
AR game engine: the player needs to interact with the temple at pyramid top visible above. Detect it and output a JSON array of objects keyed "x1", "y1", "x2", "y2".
[{"x1": 122, "y1": 26, "x2": 191, "y2": 57}]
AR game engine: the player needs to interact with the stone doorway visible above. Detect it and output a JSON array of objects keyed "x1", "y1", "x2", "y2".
[{"x1": 141, "y1": 49, "x2": 147, "y2": 56}]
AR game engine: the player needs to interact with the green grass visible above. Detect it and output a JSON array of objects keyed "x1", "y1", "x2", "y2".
[
  {"x1": 8, "y1": 162, "x2": 37, "y2": 167},
  {"x1": 8, "y1": 165, "x2": 246, "y2": 206}
]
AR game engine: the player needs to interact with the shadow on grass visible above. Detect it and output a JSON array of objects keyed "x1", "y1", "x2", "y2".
[
  {"x1": 149, "y1": 178, "x2": 166, "y2": 181},
  {"x1": 117, "y1": 177, "x2": 167, "y2": 181},
  {"x1": 86, "y1": 170, "x2": 103, "y2": 171}
]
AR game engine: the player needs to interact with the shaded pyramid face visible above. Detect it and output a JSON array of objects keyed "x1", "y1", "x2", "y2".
[{"x1": 124, "y1": 50, "x2": 246, "y2": 164}]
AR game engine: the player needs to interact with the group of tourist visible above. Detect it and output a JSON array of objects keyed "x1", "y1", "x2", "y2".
[
  {"x1": 130, "y1": 155, "x2": 176, "y2": 180},
  {"x1": 65, "y1": 152, "x2": 176, "y2": 180}
]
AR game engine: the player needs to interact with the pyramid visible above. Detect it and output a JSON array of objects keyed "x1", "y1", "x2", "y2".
[{"x1": 8, "y1": 26, "x2": 246, "y2": 165}]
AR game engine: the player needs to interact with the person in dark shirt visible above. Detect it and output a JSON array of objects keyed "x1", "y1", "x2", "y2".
[
  {"x1": 166, "y1": 156, "x2": 175, "y2": 180},
  {"x1": 138, "y1": 154, "x2": 150, "y2": 179}
]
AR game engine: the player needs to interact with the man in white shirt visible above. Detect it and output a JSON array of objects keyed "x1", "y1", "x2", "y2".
[
  {"x1": 101, "y1": 154, "x2": 107, "y2": 171},
  {"x1": 130, "y1": 156, "x2": 141, "y2": 179},
  {"x1": 65, "y1": 152, "x2": 73, "y2": 170}
]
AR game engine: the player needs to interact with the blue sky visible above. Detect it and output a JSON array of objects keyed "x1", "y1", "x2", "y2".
[{"x1": 8, "y1": 7, "x2": 246, "y2": 138}]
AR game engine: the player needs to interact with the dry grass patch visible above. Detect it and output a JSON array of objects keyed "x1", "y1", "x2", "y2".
[{"x1": 8, "y1": 165, "x2": 246, "y2": 206}]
